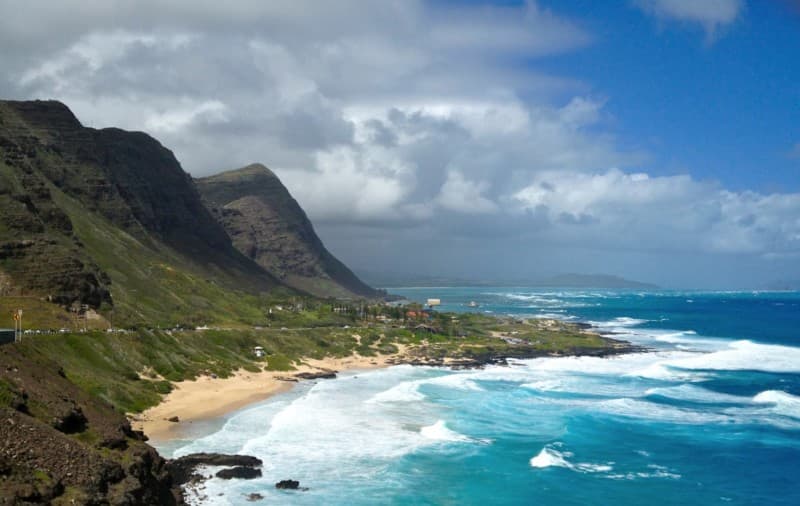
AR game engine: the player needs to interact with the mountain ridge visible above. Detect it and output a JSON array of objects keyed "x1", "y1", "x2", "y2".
[
  {"x1": 196, "y1": 163, "x2": 381, "y2": 299},
  {"x1": 0, "y1": 99, "x2": 379, "y2": 329}
]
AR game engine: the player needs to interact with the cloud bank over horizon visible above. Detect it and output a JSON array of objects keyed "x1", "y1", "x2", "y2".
[{"x1": 0, "y1": 0, "x2": 797, "y2": 288}]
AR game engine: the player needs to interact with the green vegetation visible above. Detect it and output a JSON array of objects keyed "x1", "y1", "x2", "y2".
[
  {"x1": 52, "y1": 187, "x2": 274, "y2": 328},
  {"x1": 0, "y1": 296, "x2": 99, "y2": 330},
  {"x1": 7, "y1": 301, "x2": 627, "y2": 415},
  {"x1": 11, "y1": 324, "x2": 391, "y2": 413}
]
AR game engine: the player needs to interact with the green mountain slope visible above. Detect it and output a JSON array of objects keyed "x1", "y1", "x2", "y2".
[
  {"x1": 0, "y1": 100, "x2": 282, "y2": 326},
  {"x1": 196, "y1": 164, "x2": 381, "y2": 299}
]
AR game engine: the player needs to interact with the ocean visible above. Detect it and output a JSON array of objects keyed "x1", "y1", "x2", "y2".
[{"x1": 157, "y1": 288, "x2": 800, "y2": 505}]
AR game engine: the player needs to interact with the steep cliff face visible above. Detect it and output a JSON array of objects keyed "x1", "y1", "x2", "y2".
[
  {"x1": 0, "y1": 101, "x2": 112, "y2": 307},
  {"x1": 197, "y1": 164, "x2": 380, "y2": 299},
  {"x1": 0, "y1": 100, "x2": 278, "y2": 322}
]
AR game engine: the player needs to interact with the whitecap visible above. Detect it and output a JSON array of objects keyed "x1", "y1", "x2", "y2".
[
  {"x1": 367, "y1": 380, "x2": 426, "y2": 404},
  {"x1": 589, "y1": 317, "x2": 649, "y2": 328},
  {"x1": 606, "y1": 464, "x2": 681, "y2": 481},
  {"x1": 420, "y1": 420, "x2": 477, "y2": 443},
  {"x1": 530, "y1": 445, "x2": 613, "y2": 473},
  {"x1": 645, "y1": 384, "x2": 749, "y2": 405},
  {"x1": 663, "y1": 340, "x2": 800, "y2": 374},
  {"x1": 752, "y1": 390, "x2": 800, "y2": 419},
  {"x1": 631, "y1": 362, "x2": 710, "y2": 382},
  {"x1": 529, "y1": 446, "x2": 571, "y2": 469},
  {"x1": 596, "y1": 398, "x2": 733, "y2": 424},
  {"x1": 521, "y1": 379, "x2": 563, "y2": 392},
  {"x1": 425, "y1": 373, "x2": 484, "y2": 391}
]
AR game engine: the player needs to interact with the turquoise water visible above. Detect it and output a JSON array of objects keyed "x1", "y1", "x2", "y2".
[{"x1": 159, "y1": 289, "x2": 800, "y2": 505}]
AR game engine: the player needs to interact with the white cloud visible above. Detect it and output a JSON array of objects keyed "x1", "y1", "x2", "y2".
[
  {"x1": 437, "y1": 171, "x2": 498, "y2": 214},
  {"x1": 634, "y1": 0, "x2": 744, "y2": 39},
  {"x1": 18, "y1": 31, "x2": 192, "y2": 92},
  {"x1": 2, "y1": 0, "x2": 797, "y2": 285},
  {"x1": 143, "y1": 100, "x2": 229, "y2": 134},
  {"x1": 512, "y1": 168, "x2": 800, "y2": 256},
  {"x1": 279, "y1": 145, "x2": 413, "y2": 223}
]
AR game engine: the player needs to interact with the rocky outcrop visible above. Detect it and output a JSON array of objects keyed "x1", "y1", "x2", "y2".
[
  {"x1": 0, "y1": 344, "x2": 178, "y2": 505},
  {"x1": 294, "y1": 370, "x2": 337, "y2": 380},
  {"x1": 275, "y1": 479, "x2": 301, "y2": 490},
  {"x1": 215, "y1": 467, "x2": 262, "y2": 480},
  {"x1": 167, "y1": 453, "x2": 263, "y2": 486},
  {"x1": 196, "y1": 164, "x2": 381, "y2": 299}
]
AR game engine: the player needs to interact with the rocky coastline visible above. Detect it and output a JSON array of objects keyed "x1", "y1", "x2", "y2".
[{"x1": 0, "y1": 316, "x2": 643, "y2": 504}]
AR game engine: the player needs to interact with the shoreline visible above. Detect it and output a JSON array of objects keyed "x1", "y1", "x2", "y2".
[
  {"x1": 130, "y1": 350, "x2": 406, "y2": 442},
  {"x1": 129, "y1": 330, "x2": 641, "y2": 443}
]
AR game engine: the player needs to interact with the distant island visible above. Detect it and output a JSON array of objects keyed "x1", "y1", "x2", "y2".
[
  {"x1": 532, "y1": 273, "x2": 659, "y2": 289},
  {"x1": 764, "y1": 280, "x2": 800, "y2": 291},
  {"x1": 365, "y1": 272, "x2": 659, "y2": 290}
]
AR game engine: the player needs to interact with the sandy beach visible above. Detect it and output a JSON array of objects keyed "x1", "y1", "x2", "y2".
[{"x1": 130, "y1": 350, "x2": 406, "y2": 442}]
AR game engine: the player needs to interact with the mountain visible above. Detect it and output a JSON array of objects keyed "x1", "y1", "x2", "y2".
[
  {"x1": 196, "y1": 164, "x2": 380, "y2": 299},
  {"x1": 0, "y1": 99, "x2": 281, "y2": 326},
  {"x1": 764, "y1": 280, "x2": 800, "y2": 291},
  {"x1": 360, "y1": 271, "x2": 487, "y2": 288},
  {"x1": 533, "y1": 273, "x2": 659, "y2": 289},
  {"x1": 363, "y1": 271, "x2": 657, "y2": 290}
]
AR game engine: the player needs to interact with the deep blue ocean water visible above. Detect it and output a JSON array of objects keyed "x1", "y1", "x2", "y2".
[{"x1": 158, "y1": 289, "x2": 800, "y2": 505}]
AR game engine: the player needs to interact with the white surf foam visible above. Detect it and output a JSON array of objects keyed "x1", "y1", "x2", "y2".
[
  {"x1": 425, "y1": 373, "x2": 484, "y2": 391},
  {"x1": 596, "y1": 398, "x2": 734, "y2": 424},
  {"x1": 521, "y1": 379, "x2": 564, "y2": 392},
  {"x1": 752, "y1": 390, "x2": 800, "y2": 419},
  {"x1": 590, "y1": 317, "x2": 649, "y2": 328},
  {"x1": 529, "y1": 446, "x2": 571, "y2": 469},
  {"x1": 367, "y1": 380, "x2": 426, "y2": 403},
  {"x1": 645, "y1": 384, "x2": 749, "y2": 405},
  {"x1": 606, "y1": 463, "x2": 682, "y2": 481},
  {"x1": 530, "y1": 445, "x2": 612, "y2": 473},
  {"x1": 631, "y1": 362, "x2": 710, "y2": 382},
  {"x1": 662, "y1": 340, "x2": 800, "y2": 374},
  {"x1": 420, "y1": 420, "x2": 473, "y2": 443}
]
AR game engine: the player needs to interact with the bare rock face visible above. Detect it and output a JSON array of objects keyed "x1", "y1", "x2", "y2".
[
  {"x1": 196, "y1": 164, "x2": 382, "y2": 299},
  {"x1": 51, "y1": 403, "x2": 88, "y2": 434}
]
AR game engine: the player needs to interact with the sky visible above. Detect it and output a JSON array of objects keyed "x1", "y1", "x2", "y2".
[{"x1": 1, "y1": 0, "x2": 799, "y2": 288}]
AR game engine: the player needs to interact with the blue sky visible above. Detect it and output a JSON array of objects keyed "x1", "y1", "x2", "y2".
[
  {"x1": 544, "y1": 0, "x2": 800, "y2": 193},
  {"x1": 1, "y1": 0, "x2": 798, "y2": 287}
]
